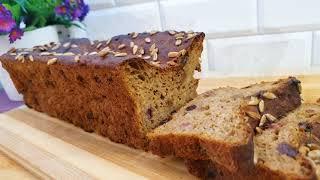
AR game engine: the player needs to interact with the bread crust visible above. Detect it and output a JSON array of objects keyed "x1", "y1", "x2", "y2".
[{"x1": 148, "y1": 77, "x2": 302, "y2": 171}]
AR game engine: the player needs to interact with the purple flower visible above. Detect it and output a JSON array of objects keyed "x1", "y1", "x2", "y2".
[
  {"x1": 55, "y1": 0, "x2": 89, "y2": 21},
  {"x1": 55, "y1": 5, "x2": 68, "y2": 16},
  {"x1": 0, "y1": 4, "x2": 12, "y2": 17},
  {"x1": 9, "y1": 27, "x2": 23, "y2": 43},
  {"x1": 0, "y1": 15, "x2": 16, "y2": 33}
]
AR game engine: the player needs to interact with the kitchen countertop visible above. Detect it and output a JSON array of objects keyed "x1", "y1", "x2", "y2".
[{"x1": 0, "y1": 75, "x2": 319, "y2": 179}]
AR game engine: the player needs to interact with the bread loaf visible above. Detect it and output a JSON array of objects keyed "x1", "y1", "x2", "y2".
[{"x1": 0, "y1": 31, "x2": 205, "y2": 149}]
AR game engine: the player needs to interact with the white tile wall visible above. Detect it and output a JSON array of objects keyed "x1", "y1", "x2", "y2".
[
  {"x1": 114, "y1": 0, "x2": 155, "y2": 6},
  {"x1": 260, "y1": 0, "x2": 320, "y2": 32},
  {"x1": 312, "y1": 31, "x2": 320, "y2": 65},
  {"x1": 11, "y1": 0, "x2": 307, "y2": 77},
  {"x1": 87, "y1": 0, "x2": 115, "y2": 10},
  {"x1": 160, "y1": 0, "x2": 257, "y2": 37},
  {"x1": 208, "y1": 32, "x2": 312, "y2": 76},
  {"x1": 84, "y1": 2, "x2": 161, "y2": 40}
]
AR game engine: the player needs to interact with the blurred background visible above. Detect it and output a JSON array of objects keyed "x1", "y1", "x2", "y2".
[{"x1": 0, "y1": 0, "x2": 320, "y2": 99}]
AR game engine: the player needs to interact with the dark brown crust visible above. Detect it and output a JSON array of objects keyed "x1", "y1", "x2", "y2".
[
  {"x1": 0, "y1": 31, "x2": 205, "y2": 150},
  {"x1": 148, "y1": 77, "x2": 302, "y2": 172},
  {"x1": 1, "y1": 31, "x2": 205, "y2": 69},
  {"x1": 185, "y1": 158, "x2": 316, "y2": 180}
]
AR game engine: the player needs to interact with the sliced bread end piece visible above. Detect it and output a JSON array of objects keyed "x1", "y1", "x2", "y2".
[{"x1": 148, "y1": 77, "x2": 302, "y2": 172}]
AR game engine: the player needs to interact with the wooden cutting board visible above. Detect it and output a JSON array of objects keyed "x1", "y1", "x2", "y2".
[{"x1": 0, "y1": 75, "x2": 319, "y2": 179}]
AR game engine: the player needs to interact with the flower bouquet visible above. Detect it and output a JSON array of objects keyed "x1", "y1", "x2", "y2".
[{"x1": 0, "y1": 0, "x2": 89, "y2": 101}]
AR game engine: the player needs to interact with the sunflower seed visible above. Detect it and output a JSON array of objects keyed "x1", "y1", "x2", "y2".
[
  {"x1": 40, "y1": 52, "x2": 53, "y2": 56},
  {"x1": 175, "y1": 39, "x2": 182, "y2": 46},
  {"x1": 106, "y1": 39, "x2": 111, "y2": 45},
  {"x1": 114, "y1": 52, "x2": 127, "y2": 57},
  {"x1": 265, "y1": 114, "x2": 277, "y2": 122},
  {"x1": 150, "y1": 43, "x2": 156, "y2": 52},
  {"x1": 83, "y1": 52, "x2": 89, "y2": 56},
  {"x1": 98, "y1": 47, "x2": 110, "y2": 57},
  {"x1": 167, "y1": 60, "x2": 178, "y2": 66},
  {"x1": 96, "y1": 43, "x2": 102, "y2": 49},
  {"x1": 118, "y1": 44, "x2": 126, "y2": 49},
  {"x1": 130, "y1": 42, "x2": 134, "y2": 47},
  {"x1": 168, "y1": 30, "x2": 176, "y2": 35},
  {"x1": 179, "y1": 49, "x2": 186, "y2": 56},
  {"x1": 89, "y1": 52, "x2": 98, "y2": 55},
  {"x1": 64, "y1": 52, "x2": 75, "y2": 56},
  {"x1": 150, "y1": 61, "x2": 160, "y2": 67},
  {"x1": 259, "y1": 114, "x2": 267, "y2": 127},
  {"x1": 132, "y1": 32, "x2": 138, "y2": 38},
  {"x1": 10, "y1": 53, "x2": 16, "y2": 56},
  {"x1": 8, "y1": 47, "x2": 16, "y2": 53},
  {"x1": 246, "y1": 111, "x2": 261, "y2": 120},
  {"x1": 145, "y1": 37, "x2": 151, "y2": 43},
  {"x1": 74, "y1": 55, "x2": 80, "y2": 62},
  {"x1": 143, "y1": 55, "x2": 151, "y2": 60},
  {"x1": 168, "y1": 51, "x2": 179, "y2": 58},
  {"x1": 187, "y1": 30, "x2": 194, "y2": 34},
  {"x1": 63, "y1": 42, "x2": 71, "y2": 48},
  {"x1": 139, "y1": 48, "x2": 145, "y2": 55},
  {"x1": 29, "y1": 55, "x2": 34, "y2": 62},
  {"x1": 152, "y1": 53, "x2": 158, "y2": 61},
  {"x1": 263, "y1": 92, "x2": 277, "y2": 99},
  {"x1": 132, "y1": 45, "x2": 138, "y2": 55},
  {"x1": 259, "y1": 100, "x2": 265, "y2": 113},
  {"x1": 187, "y1": 33, "x2": 196, "y2": 40},
  {"x1": 248, "y1": 96, "x2": 260, "y2": 105},
  {"x1": 71, "y1": 44, "x2": 78, "y2": 48},
  {"x1": 47, "y1": 58, "x2": 57, "y2": 65},
  {"x1": 150, "y1": 30, "x2": 158, "y2": 35}
]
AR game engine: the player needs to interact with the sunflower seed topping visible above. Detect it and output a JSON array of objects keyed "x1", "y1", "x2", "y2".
[
  {"x1": 29, "y1": 55, "x2": 34, "y2": 62},
  {"x1": 143, "y1": 55, "x2": 151, "y2": 60},
  {"x1": 130, "y1": 42, "x2": 134, "y2": 47},
  {"x1": 114, "y1": 52, "x2": 127, "y2": 57},
  {"x1": 74, "y1": 55, "x2": 80, "y2": 62},
  {"x1": 132, "y1": 45, "x2": 138, "y2": 55},
  {"x1": 168, "y1": 51, "x2": 179, "y2": 58},
  {"x1": 63, "y1": 42, "x2": 71, "y2": 48},
  {"x1": 71, "y1": 44, "x2": 78, "y2": 48},
  {"x1": 175, "y1": 39, "x2": 182, "y2": 46},
  {"x1": 47, "y1": 58, "x2": 57, "y2": 65},
  {"x1": 259, "y1": 100, "x2": 265, "y2": 113},
  {"x1": 132, "y1": 32, "x2": 138, "y2": 38},
  {"x1": 248, "y1": 96, "x2": 260, "y2": 105},
  {"x1": 118, "y1": 44, "x2": 126, "y2": 49},
  {"x1": 150, "y1": 30, "x2": 158, "y2": 35},
  {"x1": 168, "y1": 30, "x2": 176, "y2": 35},
  {"x1": 145, "y1": 37, "x2": 151, "y2": 43},
  {"x1": 96, "y1": 43, "x2": 102, "y2": 49},
  {"x1": 263, "y1": 92, "x2": 277, "y2": 99},
  {"x1": 63, "y1": 52, "x2": 75, "y2": 56}
]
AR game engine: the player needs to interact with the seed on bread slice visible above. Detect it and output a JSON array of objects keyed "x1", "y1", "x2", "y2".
[
  {"x1": 185, "y1": 104, "x2": 320, "y2": 180},
  {"x1": 148, "y1": 77, "x2": 302, "y2": 172}
]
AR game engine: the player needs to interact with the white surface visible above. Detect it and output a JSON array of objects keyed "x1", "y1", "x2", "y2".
[
  {"x1": 0, "y1": 26, "x2": 60, "y2": 101},
  {"x1": 84, "y1": 2, "x2": 161, "y2": 40},
  {"x1": 114, "y1": 0, "x2": 154, "y2": 6},
  {"x1": 312, "y1": 31, "x2": 320, "y2": 65},
  {"x1": 260, "y1": 0, "x2": 320, "y2": 32},
  {"x1": 86, "y1": 0, "x2": 115, "y2": 10},
  {"x1": 208, "y1": 32, "x2": 312, "y2": 76},
  {"x1": 160, "y1": 0, "x2": 257, "y2": 36}
]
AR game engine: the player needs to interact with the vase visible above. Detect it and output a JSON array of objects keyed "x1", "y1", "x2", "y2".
[{"x1": 0, "y1": 26, "x2": 60, "y2": 101}]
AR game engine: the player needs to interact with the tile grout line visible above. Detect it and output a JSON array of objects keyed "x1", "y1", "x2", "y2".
[{"x1": 157, "y1": 0, "x2": 165, "y2": 31}]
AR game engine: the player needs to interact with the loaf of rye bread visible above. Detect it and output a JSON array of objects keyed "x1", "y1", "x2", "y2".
[
  {"x1": 185, "y1": 104, "x2": 320, "y2": 180},
  {"x1": 0, "y1": 31, "x2": 205, "y2": 149},
  {"x1": 148, "y1": 77, "x2": 302, "y2": 172}
]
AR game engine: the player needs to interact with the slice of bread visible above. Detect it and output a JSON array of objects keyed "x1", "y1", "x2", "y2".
[
  {"x1": 148, "y1": 77, "x2": 302, "y2": 172},
  {"x1": 185, "y1": 104, "x2": 320, "y2": 180}
]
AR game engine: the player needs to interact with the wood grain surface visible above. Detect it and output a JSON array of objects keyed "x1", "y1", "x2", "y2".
[{"x1": 0, "y1": 75, "x2": 319, "y2": 179}]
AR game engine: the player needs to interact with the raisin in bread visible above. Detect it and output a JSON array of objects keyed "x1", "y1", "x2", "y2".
[
  {"x1": 0, "y1": 31, "x2": 205, "y2": 150},
  {"x1": 148, "y1": 77, "x2": 302, "y2": 172},
  {"x1": 185, "y1": 104, "x2": 320, "y2": 180}
]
